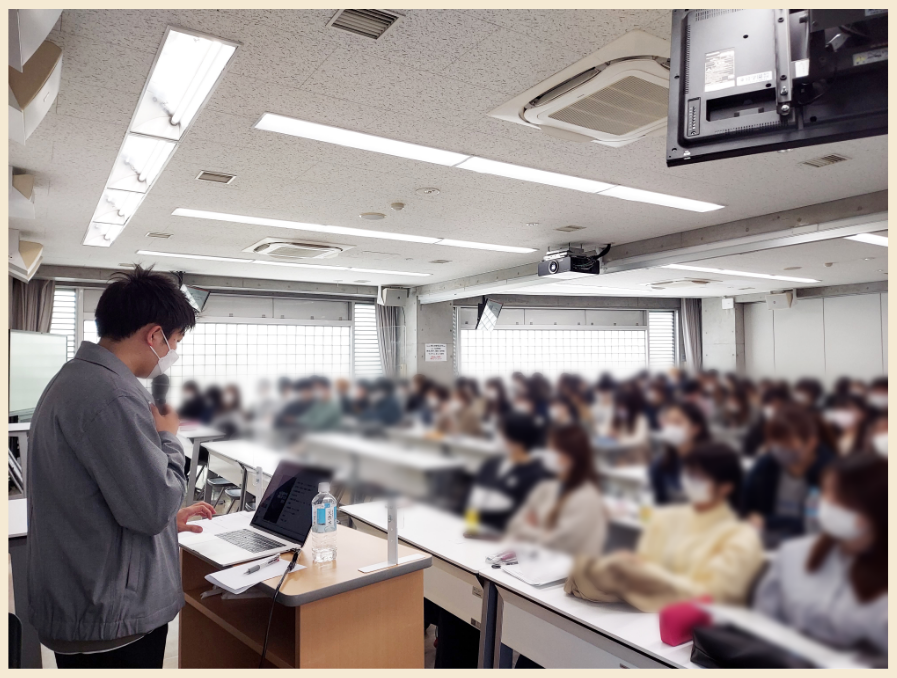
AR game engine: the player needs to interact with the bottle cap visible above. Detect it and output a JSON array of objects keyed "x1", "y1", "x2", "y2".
[{"x1": 319, "y1": 482, "x2": 330, "y2": 493}]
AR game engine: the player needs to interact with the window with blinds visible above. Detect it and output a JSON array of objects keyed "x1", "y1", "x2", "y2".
[
  {"x1": 49, "y1": 288, "x2": 78, "y2": 360},
  {"x1": 353, "y1": 303, "x2": 383, "y2": 378},
  {"x1": 648, "y1": 310, "x2": 678, "y2": 370}
]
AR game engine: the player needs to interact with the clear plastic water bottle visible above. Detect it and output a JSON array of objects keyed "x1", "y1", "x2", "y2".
[
  {"x1": 804, "y1": 487, "x2": 820, "y2": 534},
  {"x1": 311, "y1": 482, "x2": 337, "y2": 563}
]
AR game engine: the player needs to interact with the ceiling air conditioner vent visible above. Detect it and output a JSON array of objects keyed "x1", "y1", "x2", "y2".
[
  {"x1": 490, "y1": 30, "x2": 671, "y2": 148},
  {"x1": 244, "y1": 237, "x2": 352, "y2": 260},
  {"x1": 328, "y1": 9, "x2": 401, "y2": 40},
  {"x1": 801, "y1": 153, "x2": 849, "y2": 168},
  {"x1": 196, "y1": 170, "x2": 236, "y2": 184}
]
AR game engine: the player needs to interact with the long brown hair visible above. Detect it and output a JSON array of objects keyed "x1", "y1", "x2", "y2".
[
  {"x1": 807, "y1": 455, "x2": 887, "y2": 602},
  {"x1": 546, "y1": 425, "x2": 600, "y2": 528}
]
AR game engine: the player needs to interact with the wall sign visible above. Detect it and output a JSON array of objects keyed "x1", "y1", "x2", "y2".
[{"x1": 425, "y1": 343, "x2": 447, "y2": 362}]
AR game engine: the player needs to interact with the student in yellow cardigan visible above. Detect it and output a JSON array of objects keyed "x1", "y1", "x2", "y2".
[{"x1": 566, "y1": 443, "x2": 765, "y2": 612}]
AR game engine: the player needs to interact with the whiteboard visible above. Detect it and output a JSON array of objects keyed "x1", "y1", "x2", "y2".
[{"x1": 9, "y1": 331, "x2": 67, "y2": 415}]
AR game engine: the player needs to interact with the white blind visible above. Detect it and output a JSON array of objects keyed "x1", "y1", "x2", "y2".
[
  {"x1": 353, "y1": 303, "x2": 382, "y2": 378},
  {"x1": 648, "y1": 311, "x2": 677, "y2": 369},
  {"x1": 49, "y1": 288, "x2": 78, "y2": 360}
]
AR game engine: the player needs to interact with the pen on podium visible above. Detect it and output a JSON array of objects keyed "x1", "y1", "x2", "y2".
[{"x1": 244, "y1": 554, "x2": 282, "y2": 575}]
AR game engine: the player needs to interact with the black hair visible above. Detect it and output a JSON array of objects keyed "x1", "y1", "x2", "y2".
[
  {"x1": 95, "y1": 265, "x2": 196, "y2": 341},
  {"x1": 294, "y1": 379, "x2": 313, "y2": 391},
  {"x1": 795, "y1": 378, "x2": 824, "y2": 404},
  {"x1": 870, "y1": 377, "x2": 888, "y2": 391},
  {"x1": 499, "y1": 412, "x2": 541, "y2": 452},
  {"x1": 182, "y1": 380, "x2": 200, "y2": 394},
  {"x1": 681, "y1": 380, "x2": 702, "y2": 396},
  {"x1": 682, "y1": 442, "x2": 744, "y2": 510},
  {"x1": 762, "y1": 386, "x2": 790, "y2": 405}
]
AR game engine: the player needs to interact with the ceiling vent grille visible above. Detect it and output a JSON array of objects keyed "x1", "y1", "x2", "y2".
[
  {"x1": 648, "y1": 279, "x2": 715, "y2": 290},
  {"x1": 243, "y1": 237, "x2": 352, "y2": 260},
  {"x1": 548, "y1": 76, "x2": 670, "y2": 136},
  {"x1": 801, "y1": 153, "x2": 849, "y2": 168},
  {"x1": 555, "y1": 225, "x2": 586, "y2": 233},
  {"x1": 196, "y1": 170, "x2": 236, "y2": 184},
  {"x1": 146, "y1": 232, "x2": 172, "y2": 239},
  {"x1": 328, "y1": 10, "x2": 400, "y2": 40}
]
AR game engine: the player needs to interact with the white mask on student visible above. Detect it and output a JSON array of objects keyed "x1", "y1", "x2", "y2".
[
  {"x1": 550, "y1": 407, "x2": 569, "y2": 424},
  {"x1": 825, "y1": 409, "x2": 857, "y2": 429},
  {"x1": 659, "y1": 424, "x2": 688, "y2": 447},
  {"x1": 872, "y1": 432, "x2": 888, "y2": 457},
  {"x1": 762, "y1": 405, "x2": 775, "y2": 420},
  {"x1": 868, "y1": 393, "x2": 889, "y2": 410},
  {"x1": 818, "y1": 499, "x2": 865, "y2": 541},
  {"x1": 681, "y1": 475, "x2": 713, "y2": 505},
  {"x1": 540, "y1": 450, "x2": 565, "y2": 475},
  {"x1": 148, "y1": 330, "x2": 178, "y2": 379}
]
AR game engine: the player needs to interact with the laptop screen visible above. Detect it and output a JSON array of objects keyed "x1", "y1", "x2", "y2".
[{"x1": 250, "y1": 460, "x2": 333, "y2": 544}]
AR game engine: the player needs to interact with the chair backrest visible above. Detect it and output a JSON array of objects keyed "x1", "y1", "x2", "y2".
[{"x1": 9, "y1": 613, "x2": 22, "y2": 669}]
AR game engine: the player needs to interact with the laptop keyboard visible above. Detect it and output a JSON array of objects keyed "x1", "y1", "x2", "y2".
[{"x1": 216, "y1": 530, "x2": 287, "y2": 553}]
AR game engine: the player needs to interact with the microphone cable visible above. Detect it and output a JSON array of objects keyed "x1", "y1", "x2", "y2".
[{"x1": 259, "y1": 549, "x2": 300, "y2": 668}]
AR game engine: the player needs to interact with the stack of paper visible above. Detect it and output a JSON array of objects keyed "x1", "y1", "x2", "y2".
[{"x1": 205, "y1": 556, "x2": 305, "y2": 595}]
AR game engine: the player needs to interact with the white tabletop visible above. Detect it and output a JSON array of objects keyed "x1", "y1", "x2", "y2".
[
  {"x1": 8, "y1": 422, "x2": 30, "y2": 433},
  {"x1": 177, "y1": 424, "x2": 224, "y2": 440},
  {"x1": 304, "y1": 432, "x2": 466, "y2": 473},
  {"x1": 599, "y1": 464, "x2": 649, "y2": 485},
  {"x1": 9, "y1": 498, "x2": 27, "y2": 538},
  {"x1": 479, "y1": 565, "x2": 698, "y2": 669},
  {"x1": 203, "y1": 439, "x2": 285, "y2": 477},
  {"x1": 389, "y1": 427, "x2": 502, "y2": 456},
  {"x1": 341, "y1": 500, "x2": 497, "y2": 574}
]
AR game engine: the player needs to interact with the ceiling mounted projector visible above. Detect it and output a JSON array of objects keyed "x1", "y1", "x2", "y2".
[{"x1": 538, "y1": 243, "x2": 611, "y2": 279}]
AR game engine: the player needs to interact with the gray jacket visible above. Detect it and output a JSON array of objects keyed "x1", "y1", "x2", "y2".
[{"x1": 26, "y1": 342, "x2": 187, "y2": 643}]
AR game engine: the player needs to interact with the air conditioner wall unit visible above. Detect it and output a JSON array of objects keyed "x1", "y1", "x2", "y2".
[
  {"x1": 490, "y1": 30, "x2": 671, "y2": 148},
  {"x1": 765, "y1": 292, "x2": 793, "y2": 310},
  {"x1": 378, "y1": 287, "x2": 409, "y2": 306},
  {"x1": 9, "y1": 229, "x2": 43, "y2": 282},
  {"x1": 9, "y1": 39, "x2": 62, "y2": 145}
]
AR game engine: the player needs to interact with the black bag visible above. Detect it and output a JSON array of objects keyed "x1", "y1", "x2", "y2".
[{"x1": 690, "y1": 624, "x2": 815, "y2": 669}]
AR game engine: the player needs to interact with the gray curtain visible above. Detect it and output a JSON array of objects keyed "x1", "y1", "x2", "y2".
[
  {"x1": 375, "y1": 304, "x2": 401, "y2": 378},
  {"x1": 10, "y1": 278, "x2": 55, "y2": 332},
  {"x1": 680, "y1": 298, "x2": 703, "y2": 372}
]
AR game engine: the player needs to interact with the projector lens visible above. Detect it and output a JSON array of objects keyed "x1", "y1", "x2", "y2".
[{"x1": 548, "y1": 260, "x2": 559, "y2": 274}]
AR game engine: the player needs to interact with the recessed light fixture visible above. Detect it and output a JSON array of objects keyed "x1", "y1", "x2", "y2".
[
  {"x1": 146, "y1": 232, "x2": 172, "y2": 239},
  {"x1": 172, "y1": 208, "x2": 537, "y2": 254},
  {"x1": 783, "y1": 266, "x2": 801, "y2": 270},
  {"x1": 83, "y1": 27, "x2": 239, "y2": 248},
  {"x1": 430, "y1": 259, "x2": 450, "y2": 264},
  {"x1": 415, "y1": 187, "x2": 440, "y2": 196},
  {"x1": 555, "y1": 225, "x2": 585, "y2": 232},
  {"x1": 662, "y1": 263, "x2": 820, "y2": 283},
  {"x1": 136, "y1": 250, "x2": 431, "y2": 277},
  {"x1": 253, "y1": 113, "x2": 726, "y2": 212},
  {"x1": 360, "y1": 212, "x2": 386, "y2": 220},
  {"x1": 846, "y1": 233, "x2": 888, "y2": 247}
]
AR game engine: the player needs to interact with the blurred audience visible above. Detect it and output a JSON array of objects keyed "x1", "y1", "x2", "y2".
[
  {"x1": 649, "y1": 402, "x2": 711, "y2": 505},
  {"x1": 177, "y1": 380, "x2": 208, "y2": 422}
]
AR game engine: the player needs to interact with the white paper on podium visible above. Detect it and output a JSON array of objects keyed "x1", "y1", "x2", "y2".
[
  {"x1": 205, "y1": 556, "x2": 305, "y2": 595},
  {"x1": 358, "y1": 553, "x2": 427, "y2": 573}
]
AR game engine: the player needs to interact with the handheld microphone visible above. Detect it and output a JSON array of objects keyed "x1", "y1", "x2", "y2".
[{"x1": 151, "y1": 374, "x2": 170, "y2": 409}]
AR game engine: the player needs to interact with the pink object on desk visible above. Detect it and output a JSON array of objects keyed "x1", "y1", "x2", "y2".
[{"x1": 659, "y1": 597, "x2": 712, "y2": 646}]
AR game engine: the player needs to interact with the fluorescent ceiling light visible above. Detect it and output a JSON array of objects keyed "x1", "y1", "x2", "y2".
[
  {"x1": 136, "y1": 250, "x2": 250, "y2": 263},
  {"x1": 92, "y1": 189, "x2": 144, "y2": 225},
  {"x1": 663, "y1": 263, "x2": 820, "y2": 283},
  {"x1": 132, "y1": 29, "x2": 238, "y2": 141},
  {"x1": 173, "y1": 208, "x2": 537, "y2": 253},
  {"x1": 434, "y1": 239, "x2": 537, "y2": 254},
  {"x1": 846, "y1": 233, "x2": 888, "y2": 247},
  {"x1": 106, "y1": 135, "x2": 176, "y2": 193},
  {"x1": 455, "y1": 156, "x2": 614, "y2": 194},
  {"x1": 599, "y1": 186, "x2": 725, "y2": 213},
  {"x1": 83, "y1": 223, "x2": 125, "y2": 248},
  {"x1": 347, "y1": 267, "x2": 430, "y2": 277},
  {"x1": 254, "y1": 114, "x2": 470, "y2": 166}
]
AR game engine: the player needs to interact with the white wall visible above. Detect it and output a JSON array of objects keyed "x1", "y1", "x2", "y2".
[{"x1": 742, "y1": 292, "x2": 888, "y2": 383}]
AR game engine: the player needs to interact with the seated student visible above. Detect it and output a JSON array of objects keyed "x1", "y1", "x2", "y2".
[
  {"x1": 212, "y1": 384, "x2": 245, "y2": 438},
  {"x1": 566, "y1": 444, "x2": 764, "y2": 611},
  {"x1": 506, "y1": 424, "x2": 606, "y2": 556},
  {"x1": 866, "y1": 377, "x2": 888, "y2": 414},
  {"x1": 742, "y1": 404, "x2": 836, "y2": 548},
  {"x1": 297, "y1": 376, "x2": 342, "y2": 432},
  {"x1": 742, "y1": 387, "x2": 790, "y2": 457},
  {"x1": 465, "y1": 413, "x2": 552, "y2": 532},
  {"x1": 482, "y1": 377, "x2": 511, "y2": 425},
  {"x1": 177, "y1": 380, "x2": 208, "y2": 422},
  {"x1": 793, "y1": 377, "x2": 824, "y2": 411},
  {"x1": 720, "y1": 385, "x2": 752, "y2": 430},
  {"x1": 590, "y1": 374, "x2": 617, "y2": 434},
  {"x1": 824, "y1": 394, "x2": 869, "y2": 457},
  {"x1": 274, "y1": 378, "x2": 314, "y2": 429},
  {"x1": 422, "y1": 383, "x2": 449, "y2": 428},
  {"x1": 358, "y1": 378, "x2": 403, "y2": 427},
  {"x1": 547, "y1": 396, "x2": 579, "y2": 428},
  {"x1": 334, "y1": 377, "x2": 354, "y2": 415},
  {"x1": 649, "y1": 402, "x2": 711, "y2": 505},
  {"x1": 404, "y1": 373, "x2": 430, "y2": 415},
  {"x1": 599, "y1": 386, "x2": 650, "y2": 463},
  {"x1": 753, "y1": 455, "x2": 887, "y2": 657},
  {"x1": 437, "y1": 386, "x2": 483, "y2": 437}
]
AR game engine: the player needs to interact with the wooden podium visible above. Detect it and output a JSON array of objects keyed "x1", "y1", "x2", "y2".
[{"x1": 179, "y1": 525, "x2": 430, "y2": 668}]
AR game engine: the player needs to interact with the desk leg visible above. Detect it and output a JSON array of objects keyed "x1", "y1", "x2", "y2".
[
  {"x1": 9, "y1": 537, "x2": 41, "y2": 668},
  {"x1": 238, "y1": 466, "x2": 249, "y2": 511},
  {"x1": 185, "y1": 439, "x2": 202, "y2": 507},
  {"x1": 477, "y1": 577, "x2": 507, "y2": 668}
]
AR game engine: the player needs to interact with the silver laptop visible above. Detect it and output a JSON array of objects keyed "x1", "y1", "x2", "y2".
[{"x1": 185, "y1": 460, "x2": 332, "y2": 566}]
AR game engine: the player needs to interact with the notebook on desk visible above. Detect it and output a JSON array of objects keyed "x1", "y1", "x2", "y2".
[{"x1": 501, "y1": 547, "x2": 573, "y2": 587}]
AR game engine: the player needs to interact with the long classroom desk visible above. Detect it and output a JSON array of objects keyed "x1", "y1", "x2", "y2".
[
  {"x1": 176, "y1": 425, "x2": 225, "y2": 506},
  {"x1": 385, "y1": 427, "x2": 503, "y2": 473},
  {"x1": 340, "y1": 500, "x2": 694, "y2": 669}
]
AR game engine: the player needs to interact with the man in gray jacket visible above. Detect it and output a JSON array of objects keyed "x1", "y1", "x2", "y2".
[{"x1": 27, "y1": 266, "x2": 216, "y2": 668}]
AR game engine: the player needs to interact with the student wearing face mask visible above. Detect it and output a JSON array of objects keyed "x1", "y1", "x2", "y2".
[
  {"x1": 866, "y1": 377, "x2": 888, "y2": 414},
  {"x1": 591, "y1": 374, "x2": 617, "y2": 433},
  {"x1": 27, "y1": 266, "x2": 216, "y2": 668},
  {"x1": 547, "y1": 396, "x2": 579, "y2": 429},
  {"x1": 506, "y1": 425, "x2": 606, "y2": 556},
  {"x1": 599, "y1": 387, "x2": 650, "y2": 461},
  {"x1": 649, "y1": 402, "x2": 711, "y2": 505},
  {"x1": 824, "y1": 395, "x2": 869, "y2": 457},
  {"x1": 482, "y1": 377, "x2": 511, "y2": 423},
  {"x1": 753, "y1": 455, "x2": 887, "y2": 657},
  {"x1": 296, "y1": 376, "x2": 343, "y2": 432},
  {"x1": 437, "y1": 386, "x2": 483, "y2": 437},
  {"x1": 742, "y1": 387, "x2": 790, "y2": 457},
  {"x1": 742, "y1": 404, "x2": 836, "y2": 548},
  {"x1": 793, "y1": 377, "x2": 824, "y2": 411},
  {"x1": 358, "y1": 378, "x2": 403, "y2": 427},
  {"x1": 863, "y1": 411, "x2": 887, "y2": 458},
  {"x1": 211, "y1": 383, "x2": 245, "y2": 439}
]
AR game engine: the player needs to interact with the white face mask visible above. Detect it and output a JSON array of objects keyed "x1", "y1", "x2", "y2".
[
  {"x1": 550, "y1": 407, "x2": 569, "y2": 424},
  {"x1": 872, "y1": 432, "x2": 888, "y2": 457},
  {"x1": 681, "y1": 474, "x2": 713, "y2": 505},
  {"x1": 818, "y1": 499, "x2": 865, "y2": 541},
  {"x1": 762, "y1": 405, "x2": 775, "y2": 421},
  {"x1": 540, "y1": 450, "x2": 565, "y2": 475},
  {"x1": 485, "y1": 388, "x2": 499, "y2": 401},
  {"x1": 868, "y1": 393, "x2": 888, "y2": 410},
  {"x1": 825, "y1": 409, "x2": 857, "y2": 429},
  {"x1": 660, "y1": 424, "x2": 688, "y2": 447},
  {"x1": 148, "y1": 330, "x2": 178, "y2": 379},
  {"x1": 794, "y1": 392, "x2": 810, "y2": 406}
]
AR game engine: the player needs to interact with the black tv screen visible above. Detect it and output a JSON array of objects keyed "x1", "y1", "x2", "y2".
[
  {"x1": 666, "y1": 8, "x2": 887, "y2": 166},
  {"x1": 476, "y1": 299, "x2": 503, "y2": 331}
]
